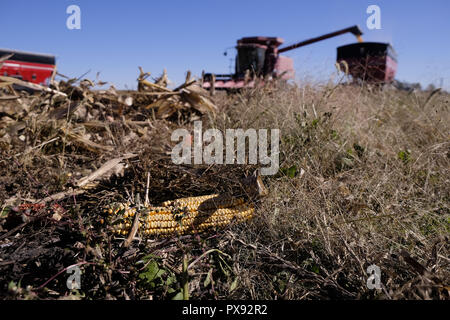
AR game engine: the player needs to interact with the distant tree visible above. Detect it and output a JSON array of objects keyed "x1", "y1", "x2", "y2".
[{"x1": 394, "y1": 80, "x2": 422, "y2": 91}]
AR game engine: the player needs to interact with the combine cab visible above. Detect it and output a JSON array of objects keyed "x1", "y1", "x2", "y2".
[
  {"x1": 0, "y1": 48, "x2": 56, "y2": 85},
  {"x1": 337, "y1": 42, "x2": 397, "y2": 84},
  {"x1": 202, "y1": 36, "x2": 293, "y2": 90}
]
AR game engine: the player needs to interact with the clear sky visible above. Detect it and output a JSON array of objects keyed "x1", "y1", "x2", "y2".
[{"x1": 1, "y1": 0, "x2": 449, "y2": 89}]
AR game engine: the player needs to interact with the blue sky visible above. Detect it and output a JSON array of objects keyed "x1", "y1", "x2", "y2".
[{"x1": 1, "y1": 0, "x2": 449, "y2": 89}]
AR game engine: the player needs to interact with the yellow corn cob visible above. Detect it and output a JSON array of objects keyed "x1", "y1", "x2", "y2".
[
  {"x1": 105, "y1": 194, "x2": 254, "y2": 237},
  {"x1": 161, "y1": 194, "x2": 219, "y2": 207},
  {"x1": 162, "y1": 193, "x2": 245, "y2": 211}
]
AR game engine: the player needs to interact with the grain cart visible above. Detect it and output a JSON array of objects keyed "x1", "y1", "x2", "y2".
[{"x1": 336, "y1": 42, "x2": 397, "y2": 84}]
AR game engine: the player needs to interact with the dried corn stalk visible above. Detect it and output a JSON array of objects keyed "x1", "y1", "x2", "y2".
[{"x1": 136, "y1": 67, "x2": 217, "y2": 120}]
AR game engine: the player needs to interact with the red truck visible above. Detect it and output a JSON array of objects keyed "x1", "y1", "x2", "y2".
[{"x1": 0, "y1": 48, "x2": 56, "y2": 85}]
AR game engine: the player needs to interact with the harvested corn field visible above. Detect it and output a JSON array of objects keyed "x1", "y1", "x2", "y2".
[{"x1": 0, "y1": 70, "x2": 449, "y2": 301}]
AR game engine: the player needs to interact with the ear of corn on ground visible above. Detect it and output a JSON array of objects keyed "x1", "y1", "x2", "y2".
[{"x1": 103, "y1": 194, "x2": 254, "y2": 237}]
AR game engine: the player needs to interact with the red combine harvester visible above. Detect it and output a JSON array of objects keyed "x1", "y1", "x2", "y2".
[
  {"x1": 337, "y1": 42, "x2": 397, "y2": 83},
  {"x1": 0, "y1": 48, "x2": 56, "y2": 85},
  {"x1": 202, "y1": 25, "x2": 364, "y2": 90}
]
